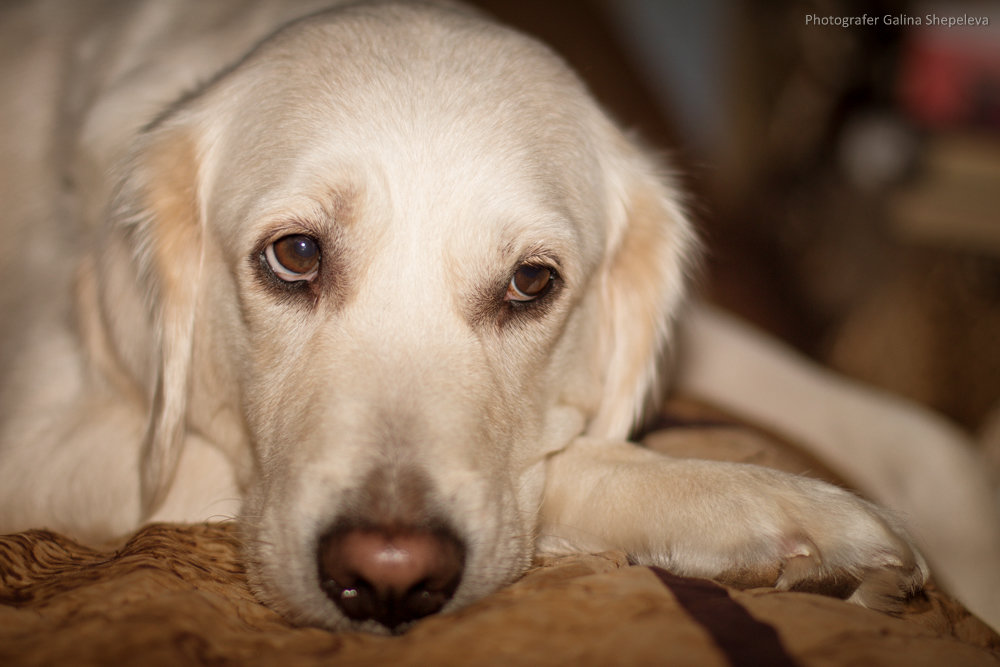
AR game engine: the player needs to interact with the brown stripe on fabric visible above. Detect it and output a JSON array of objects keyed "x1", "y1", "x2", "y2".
[{"x1": 649, "y1": 567, "x2": 799, "y2": 667}]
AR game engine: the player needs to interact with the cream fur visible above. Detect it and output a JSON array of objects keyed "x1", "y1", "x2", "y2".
[{"x1": 2, "y1": 0, "x2": 992, "y2": 633}]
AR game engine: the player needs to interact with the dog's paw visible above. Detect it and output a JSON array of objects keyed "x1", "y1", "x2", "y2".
[
  {"x1": 539, "y1": 441, "x2": 928, "y2": 614},
  {"x1": 688, "y1": 467, "x2": 929, "y2": 613}
]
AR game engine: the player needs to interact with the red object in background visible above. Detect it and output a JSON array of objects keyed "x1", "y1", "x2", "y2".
[{"x1": 899, "y1": 24, "x2": 1000, "y2": 129}]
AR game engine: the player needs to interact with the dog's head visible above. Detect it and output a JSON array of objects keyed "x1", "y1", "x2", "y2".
[{"x1": 101, "y1": 2, "x2": 695, "y2": 632}]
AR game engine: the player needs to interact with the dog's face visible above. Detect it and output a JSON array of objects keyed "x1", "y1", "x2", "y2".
[{"x1": 103, "y1": 3, "x2": 693, "y2": 632}]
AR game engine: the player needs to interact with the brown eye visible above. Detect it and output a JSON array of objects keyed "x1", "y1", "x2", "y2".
[
  {"x1": 506, "y1": 264, "x2": 554, "y2": 302},
  {"x1": 265, "y1": 234, "x2": 320, "y2": 282}
]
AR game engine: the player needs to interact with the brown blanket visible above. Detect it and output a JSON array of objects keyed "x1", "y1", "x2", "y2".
[{"x1": 3, "y1": 406, "x2": 999, "y2": 666}]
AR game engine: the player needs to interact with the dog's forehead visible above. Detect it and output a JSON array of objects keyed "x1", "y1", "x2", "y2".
[
  {"x1": 232, "y1": 4, "x2": 595, "y2": 137},
  {"x1": 211, "y1": 9, "x2": 600, "y2": 180},
  {"x1": 202, "y1": 5, "x2": 614, "y2": 262}
]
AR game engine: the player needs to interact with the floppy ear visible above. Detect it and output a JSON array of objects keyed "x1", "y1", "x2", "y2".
[
  {"x1": 104, "y1": 118, "x2": 206, "y2": 517},
  {"x1": 587, "y1": 141, "x2": 699, "y2": 440}
]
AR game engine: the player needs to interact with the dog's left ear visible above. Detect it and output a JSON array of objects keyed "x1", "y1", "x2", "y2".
[
  {"x1": 105, "y1": 117, "x2": 206, "y2": 517},
  {"x1": 587, "y1": 140, "x2": 698, "y2": 440}
]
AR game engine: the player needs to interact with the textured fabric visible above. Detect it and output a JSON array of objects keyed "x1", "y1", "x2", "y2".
[
  {"x1": 3, "y1": 410, "x2": 999, "y2": 666},
  {"x1": 2, "y1": 523, "x2": 998, "y2": 666},
  {"x1": 650, "y1": 567, "x2": 799, "y2": 667}
]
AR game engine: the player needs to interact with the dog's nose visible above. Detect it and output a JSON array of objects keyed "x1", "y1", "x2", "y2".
[{"x1": 317, "y1": 524, "x2": 465, "y2": 630}]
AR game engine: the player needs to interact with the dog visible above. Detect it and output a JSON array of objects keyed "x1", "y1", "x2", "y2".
[{"x1": 1, "y1": 0, "x2": 997, "y2": 633}]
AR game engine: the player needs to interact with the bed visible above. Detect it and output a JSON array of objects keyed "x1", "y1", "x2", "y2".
[{"x1": 3, "y1": 400, "x2": 997, "y2": 666}]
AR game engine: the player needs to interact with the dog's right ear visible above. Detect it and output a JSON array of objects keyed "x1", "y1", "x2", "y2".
[{"x1": 98, "y1": 115, "x2": 207, "y2": 518}]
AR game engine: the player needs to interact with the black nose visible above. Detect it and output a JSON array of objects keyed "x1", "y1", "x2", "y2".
[{"x1": 317, "y1": 523, "x2": 466, "y2": 631}]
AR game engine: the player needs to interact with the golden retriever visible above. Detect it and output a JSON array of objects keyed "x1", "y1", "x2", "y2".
[{"x1": 1, "y1": 0, "x2": 997, "y2": 633}]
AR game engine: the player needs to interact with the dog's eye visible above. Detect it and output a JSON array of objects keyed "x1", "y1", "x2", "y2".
[
  {"x1": 505, "y1": 264, "x2": 554, "y2": 302},
  {"x1": 265, "y1": 234, "x2": 320, "y2": 282}
]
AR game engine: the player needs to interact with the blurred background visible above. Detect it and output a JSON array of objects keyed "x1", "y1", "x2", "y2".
[{"x1": 467, "y1": 0, "x2": 1000, "y2": 468}]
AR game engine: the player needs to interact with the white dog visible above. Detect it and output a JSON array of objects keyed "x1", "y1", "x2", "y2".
[{"x1": 1, "y1": 0, "x2": 997, "y2": 633}]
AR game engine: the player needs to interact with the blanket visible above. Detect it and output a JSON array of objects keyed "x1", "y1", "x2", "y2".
[{"x1": 3, "y1": 402, "x2": 998, "y2": 666}]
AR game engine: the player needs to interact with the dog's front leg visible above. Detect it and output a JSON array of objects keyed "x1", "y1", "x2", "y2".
[{"x1": 537, "y1": 438, "x2": 927, "y2": 613}]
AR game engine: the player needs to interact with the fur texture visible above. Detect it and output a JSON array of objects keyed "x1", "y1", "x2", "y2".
[{"x1": 0, "y1": 0, "x2": 943, "y2": 633}]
